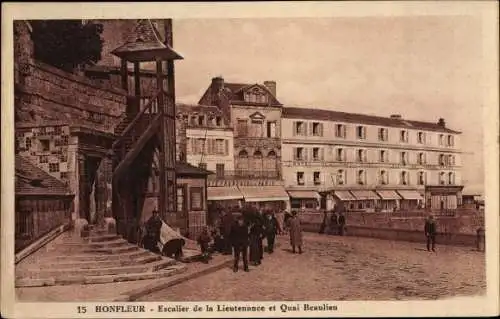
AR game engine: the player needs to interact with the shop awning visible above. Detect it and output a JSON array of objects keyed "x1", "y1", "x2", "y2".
[
  {"x1": 334, "y1": 191, "x2": 356, "y2": 201},
  {"x1": 351, "y1": 190, "x2": 380, "y2": 200},
  {"x1": 376, "y1": 190, "x2": 402, "y2": 200},
  {"x1": 397, "y1": 190, "x2": 424, "y2": 200},
  {"x1": 287, "y1": 190, "x2": 321, "y2": 199},
  {"x1": 239, "y1": 186, "x2": 289, "y2": 202},
  {"x1": 207, "y1": 187, "x2": 243, "y2": 201}
]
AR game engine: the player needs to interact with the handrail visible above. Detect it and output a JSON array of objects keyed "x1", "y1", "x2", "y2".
[{"x1": 112, "y1": 89, "x2": 164, "y2": 149}]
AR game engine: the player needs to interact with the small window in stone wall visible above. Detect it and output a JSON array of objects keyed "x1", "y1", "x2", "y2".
[
  {"x1": 40, "y1": 139, "x2": 50, "y2": 152},
  {"x1": 190, "y1": 187, "x2": 204, "y2": 211},
  {"x1": 60, "y1": 172, "x2": 68, "y2": 179},
  {"x1": 25, "y1": 137, "x2": 31, "y2": 149},
  {"x1": 60, "y1": 153, "x2": 67, "y2": 162},
  {"x1": 39, "y1": 155, "x2": 48, "y2": 163},
  {"x1": 49, "y1": 163, "x2": 59, "y2": 173}
]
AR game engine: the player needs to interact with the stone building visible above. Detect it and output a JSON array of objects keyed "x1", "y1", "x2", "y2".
[
  {"x1": 197, "y1": 77, "x2": 289, "y2": 211},
  {"x1": 281, "y1": 107, "x2": 463, "y2": 212}
]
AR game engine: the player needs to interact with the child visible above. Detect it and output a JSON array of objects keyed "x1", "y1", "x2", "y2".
[{"x1": 197, "y1": 227, "x2": 212, "y2": 263}]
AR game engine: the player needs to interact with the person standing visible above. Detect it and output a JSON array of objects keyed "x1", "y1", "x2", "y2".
[
  {"x1": 197, "y1": 227, "x2": 212, "y2": 263},
  {"x1": 263, "y1": 213, "x2": 279, "y2": 253},
  {"x1": 338, "y1": 211, "x2": 346, "y2": 236},
  {"x1": 230, "y1": 215, "x2": 249, "y2": 272},
  {"x1": 330, "y1": 211, "x2": 339, "y2": 235},
  {"x1": 249, "y1": 219, "x2": 264, "y2": 266},
  {"x1": 424, "y1": 215, "x2": 437, "y2": 252},
  {"x1": 221, "y1": 210, "x2": 234, "y2": 255},
  {"x1": 289, "y1": 211, "x2": 303, "y2": 254}
]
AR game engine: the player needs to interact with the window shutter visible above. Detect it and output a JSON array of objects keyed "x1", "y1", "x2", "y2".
[
  {"x1": 303, "y1": 148, "x2": 308, "y2": 161},
  {"x1": 308, "y1": 122, "x2": 313, "y2": 136},
  {"x1": 343, "y1": 125, "x2": 347, "y2": 138},
  {"x1": 293, "y1": 122, "x2": 297, "y2": 136},
  {"x1": 320, "y1": 123, "x2": 324, "y2": 136},
  {"x1": 320, "y1": 148, "x2": 324, "y2": 161},
  {"x1": 224, "y1": 139, "x2": 229, "y2": 155}
]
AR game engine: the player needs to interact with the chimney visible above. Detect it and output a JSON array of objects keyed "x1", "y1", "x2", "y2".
[
  {"x1": 390, "y1": 114, "x2": 402, "y2": 119},
  {"x1": 438, "y1": 118, "x2": 446, "y2": 127},
  {"x1": 212, "y1": 76, "x2": 224, "y2": 94},
  {"x1": 264, "y1": 80, "x2": 277, "y2": 98}
]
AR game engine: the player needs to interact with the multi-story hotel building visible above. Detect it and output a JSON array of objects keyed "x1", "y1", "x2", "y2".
[{"x1": 281, "y1": 108, "x2": 463, "y2": 212}]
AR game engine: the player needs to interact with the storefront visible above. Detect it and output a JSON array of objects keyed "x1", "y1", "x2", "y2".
[
  {"x1": 287, "y1": 190, "x2": 320, "y2": 210},
  {"x1": 238, "y1": 185, "x2": 289, "y2": 211},
  {"x1": 332, "y1": 190, "x2": 356, "y2": 211},
  {"x1": 350, "y1": 190, "x2": 380, "y2": 212},
  {"x1": 396, "y1": 190, "x2": 424, "y2": 210},
  {"x1": 375, "y1": 190, "x2": 402, "y2": 212},
  {"x1": 424, "y1": 185, "x2": 463, "y2": 210},
  {"x1": 207, "y1": 186, "x2": 244, "y2": 224}
]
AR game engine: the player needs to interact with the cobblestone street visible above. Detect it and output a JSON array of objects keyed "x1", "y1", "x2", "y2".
[{"x1": 139, "y1": 233, "x2": 486, "y2": 301}]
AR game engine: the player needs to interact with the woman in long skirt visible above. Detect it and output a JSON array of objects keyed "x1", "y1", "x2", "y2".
[{"x1": 249, "y1": 220, "x2": 264, "y2": 266}]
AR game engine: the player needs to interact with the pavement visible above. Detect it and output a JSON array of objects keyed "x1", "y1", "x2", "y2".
[{"x1": 139, "y1": 233, "x2": 486, "y2": 301}]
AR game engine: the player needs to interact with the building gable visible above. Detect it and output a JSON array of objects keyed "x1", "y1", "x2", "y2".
[{"x1": 249, "y1": 111, "x2": 266, "y2": 121}]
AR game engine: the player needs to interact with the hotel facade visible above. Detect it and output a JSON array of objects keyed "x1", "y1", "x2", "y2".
[{"x1": 281, "y1": 108, "x2": 462, "y2": 212}]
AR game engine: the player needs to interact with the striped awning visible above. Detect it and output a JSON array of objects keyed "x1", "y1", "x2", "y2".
[
  {"x1": 397, "y1": 190, "x2": 424, "y2": 200},
  {"x1": 334, "y1": 191, "x2": 356, "y2": 201},
  {"x1": 207, "y1": 187, "x2": 243, "y2": 201},
  {"x1": 376, "y1": 190, "x2": 402, "y2": 200},
  {"x1": 287, "y1": 190, "x2": 321, "y2": 199},
  {"x1": 239, "y1": 186, "x2": 289, "y2": 202},
  {"x1": 351, "y1": 190, "x2": 380, "y2": 200}
]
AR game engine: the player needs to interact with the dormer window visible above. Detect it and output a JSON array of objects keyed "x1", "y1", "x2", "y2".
[
  {"x1": 215, "y1": 116, "x2": 222, "y2": 126},
  {"x1": 245, "y1": 87, "x2": 268, "y2": 104}
]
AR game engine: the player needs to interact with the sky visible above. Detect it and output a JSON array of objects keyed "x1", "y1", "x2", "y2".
[{"x1": 171, "y1": 16, "x2": 485, "y2": 195}]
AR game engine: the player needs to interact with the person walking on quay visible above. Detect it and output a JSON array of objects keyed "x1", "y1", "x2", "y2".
[
  {"x1": 289, "y1": 211, "x2": 303, "y2": 254},
  {"x1": 330, "y1": 210, "x2": 339, "y2": 235},
  {"x1": 230, "y1": 215, "x2": 250, "y2": 272},
  {"x1": 263, "y1": 212, "x2": 279, "y2": 253},
  {"x1": 424, "y1": 215, "x2": 437, "y2": 252},
  {"x1": 249, "y1": 218, "x2": 265, "y2": 266},
  {"x1": 221, "y1": 210, "x2": 234, "y2": 255},
  {"x1": 144, "y1": 209, "x2": 162, "y2": 253},
  {"x1": 338, "y1": 211, "x2": 346, "y2": 236}
]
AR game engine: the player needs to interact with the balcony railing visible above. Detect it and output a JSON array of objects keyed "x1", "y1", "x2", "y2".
[{"x1": 208, "y1": 169, "x2": 281, "y2": 180}]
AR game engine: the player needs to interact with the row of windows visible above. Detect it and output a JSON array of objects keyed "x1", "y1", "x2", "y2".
[
  {"x1": 188, "y1": 138, "x2": 229, "y2": 156},
  {"x1": 293, "y1": 121, "x2": 456, "y2": 146},
  {"x1": 181, "y1": 114, "x2": 224, "y2": 128},
  {"x1": 292, "y1": 147, "x2": 456, "y2": 166},
  {"x1": 295, "y1": 170, "x2": 456, "y2": 186},
  {"x1": 237, "y1": 119, "x2": 278, "y2": 138}
]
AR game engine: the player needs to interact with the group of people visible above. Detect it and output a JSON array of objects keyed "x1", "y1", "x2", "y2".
[
  {"x1": 196, "y1": 209, "x2": 304, "y2": 272},
  {"x1": 319, "y1": 210, "x2": 346, "y2": 236}
]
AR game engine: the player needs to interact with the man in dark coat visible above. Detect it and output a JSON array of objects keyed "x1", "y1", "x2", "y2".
[
  {"x1": 230, "y1": 216, "x2": 250, "y2": 272},
  {"x1": 330, "y1": 211, "x2": 339, "y2": 235},
  {"x1": 263, "y1": 212, "x2": 279, "y2": 253},
  {"x1": 221, "y1": 210, "x2": 234, "y2": 255},
  {"x1": 249, "y1": 219, "x2": 264, "y2": 265},
  {"x1": 338, "y1": 211, "x2": 346, "y2": 236},
  {"x1": 424, "y1": 215, "x2": 437, "y2": 252},
  {"x1": 144, "y1": 209, "x2": 162, "y2": 253}
]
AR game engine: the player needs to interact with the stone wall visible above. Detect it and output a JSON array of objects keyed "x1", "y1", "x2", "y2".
[{"x1": 299, "y1": 210, "x2": 485, "y2": 246}]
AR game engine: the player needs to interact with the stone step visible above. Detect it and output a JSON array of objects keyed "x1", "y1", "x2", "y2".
[
  {"x1": 16, "y1": 264, "x2": 187, "y2": 287},
  {"x1": 57, "y1": 238, "x2": 129, "y2": 249},
  {"x1": 39, "y1": 254, "x2": 163, "y2": 270},
  {"x1": 82, "y1": 244, "x2": 140, "y2": 254},
  {"x1": 19, "y1": 258, "x2": 176, "y2": 279},
  {"x1": 88, "y1": 234, "x2": 123, "y2": 242},
  {"x1": 37, "y1": 249, "x2": 152, "y2": 263}
]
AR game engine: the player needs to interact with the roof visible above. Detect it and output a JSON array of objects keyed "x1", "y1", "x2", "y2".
[
  {"x1": 176, "y1": 103, "x2": 222, "y2": 115},
  {"x1": 282, "y1": 107, "x2": 461, "y2": 134},
  {"x1": 175, "y1": 162, "x2": 213, "y2": 176},
  {"x1": 198, "y1": 79, "x2": 282, "y2": 107},
  {"x1": 15, "y1": 155, "x2": 72, "y2": 196},
  {"x1": 111, "y1": 19, "x2": 182, "y2": 62}
]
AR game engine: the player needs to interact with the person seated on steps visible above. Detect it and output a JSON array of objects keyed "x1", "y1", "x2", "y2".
[
  {"x1": 197, "y1": 227, "x2": 212, "y2": 264},
  {"x1": 162, "y1": 238, "x2": 185, "y2": 260}
]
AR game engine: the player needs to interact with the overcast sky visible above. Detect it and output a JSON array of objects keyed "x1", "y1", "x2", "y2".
[{"x1": 171, "y1": 16, "x2": 484, "y2": 194}]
